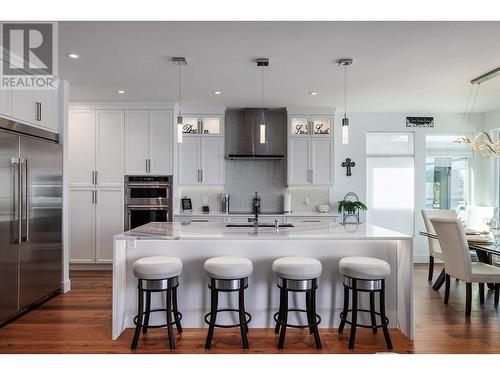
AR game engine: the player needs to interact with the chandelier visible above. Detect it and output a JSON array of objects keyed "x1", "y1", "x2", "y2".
[{"x1": 455, "y1": 66, "x2": 500, "y2": 158}]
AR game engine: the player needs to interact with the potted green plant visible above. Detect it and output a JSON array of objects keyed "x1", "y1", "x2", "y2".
[{"x1": 337, "y1": 199, "x2": 367, "y2": 223}]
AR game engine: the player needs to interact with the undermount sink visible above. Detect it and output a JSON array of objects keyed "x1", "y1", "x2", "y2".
[{"x1": 226, "y1": 223, "x2": 295, "y2": 228}]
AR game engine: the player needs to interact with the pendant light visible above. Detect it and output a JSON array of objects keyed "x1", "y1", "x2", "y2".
[
  {"x1": 455, "y1": 65, "x2": 500, "y2": 158},
  {"x1": 172, "y1": 57, "x2": 187, "y2": 143},
  {"x1": 257, "y1": 58, "x2": 269, "y2": 144},
  {"x1": 338, "y1": 58, "x2": 353, "y2": 145}
]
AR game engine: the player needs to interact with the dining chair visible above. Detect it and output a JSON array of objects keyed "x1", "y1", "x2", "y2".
[
  {"x1": 421, "y1": 209, "x2": 457, "y2": 282},
  {"x1": 466, "y1": 206, "x2": 497, "y2": 233},
  {"x1": 430, "y1": 217, "x2": 500, "y2": 316}
]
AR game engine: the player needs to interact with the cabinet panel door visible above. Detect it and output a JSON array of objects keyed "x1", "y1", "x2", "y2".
[
  {"x1": 311, "y1": 138, "x2": 333, "y2": 185},
  {"x1": 68, "y1": 110, "x2": 96, "y2": 187},
  {"x1": 0, "y1": 87, "x2": 12, "y2": 116},
  {"x1": 96, "y1": 110, "x2": 124, "y2": 187},
  {"x1": 124, "y1": 110, "x2": 149, "y2": 175},
  {"x1": 96, "y1": 189, "x2": 123, "y2": 263},
  {"x1": 69, "y1": 190, "x2": 95, "y2": 263},
  {"x1": 288, "y1": 138, "x2": 310, "y2": 185},
  {"x1": 149, "y1": 110, "x2": 173, "y2": 175},
  {"x1": 11, "y1": 89, "x2": 34, "y2": 124},
  {"x1": 201, "y1": 137, "x2": 224, "y2": 184},
  {"x1": 178, "y1": 137, "x2": 200, "y2": 185},
  {"x1": 33, "y1": 88, "x2": 57, "y2": 131}
]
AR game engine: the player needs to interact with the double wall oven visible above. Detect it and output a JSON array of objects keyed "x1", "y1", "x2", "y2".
[{"x1": 124, "y1": 175, "x2": 172, "y2": 230}]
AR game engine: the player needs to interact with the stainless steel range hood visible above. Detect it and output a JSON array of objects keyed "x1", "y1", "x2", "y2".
[{"x1": 226, "y1": 108, "x2": 285, "y2": 160}]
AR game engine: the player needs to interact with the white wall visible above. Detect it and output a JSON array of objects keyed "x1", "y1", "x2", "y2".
[{"x1": 331, "y1": 112, "x2": 484, "y2": 262}]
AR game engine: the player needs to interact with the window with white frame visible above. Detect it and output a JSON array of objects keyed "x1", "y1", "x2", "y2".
[{"x1": 425, "y1": 134, "x2": 473, "y2": 218}]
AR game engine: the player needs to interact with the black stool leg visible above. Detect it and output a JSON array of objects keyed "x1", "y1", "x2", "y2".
[
  {"x1": 428, "y1": 255, "x2": 434, "y2": 281},
  {"x1": 479, "y1": 282, "x2": 485, "y2": 305},
  {"x1": 305, "y1": 290, "x2": 314, "y2": 334},
  {"x1": 278, "y1": 282, "x2": 288, "y2": 349},
  {"x1": 338, "y1": 284, "x2": 349, "y2": 333},
  {"x1": 142, "y1": 291, "x2": 151, "y2": 334},
  {"x1": 348, "y1": 279, "x2": 357, "y2": 350},
  {"x1": 380, "y1": 280, "x2": 393, "y2": 350},
  {"x1": 131, "y1": 287, "x2": 144, "y2": 350},
  {"x1": 238, "y1": 282, "x2": 249, "y2": 350},
  {"x1": 205, "y1": 280, "x2": 218, "y2": 350},
  {"x1": 465, "y1": 283, "x2": 472, "y2": 316},
  {"x1": 369, "y1": 291, "x2": 377, "y2": 334},
  {"x1": 166, "y1": 287, "x2": 175, "y2": 350},
  {"x1": 310, "y1": 281, "x2": 322, "y2": 349},
  {"x1": 172, "y1": 286, "x2": 183, "y2": 334},
  {"x1": 275, "y1": 287, "x2": 283, "y2": 334}
]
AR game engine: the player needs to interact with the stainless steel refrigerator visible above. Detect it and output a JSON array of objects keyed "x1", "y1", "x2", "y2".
[{"x1": 0, "y1": 119, "x2": 62, "y2": 326}]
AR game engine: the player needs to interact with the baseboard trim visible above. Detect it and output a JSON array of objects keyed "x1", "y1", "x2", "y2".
[
  {"x1": 413, "y1": 255, "x2": 444, "y2": 264},
  {"x1": 70, "y1": 263, "x2": 113, "y2": 271},
  {"x1": 60, "y1": 279, "x2": 71, "y2": 293}
]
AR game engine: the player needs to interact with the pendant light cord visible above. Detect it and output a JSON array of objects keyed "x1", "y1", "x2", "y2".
[
  {"x1": 261, "y1": 66, "x2": 264, "y2": 108},
  {"x1": 344, "y1": 64, "x2": 347, "y2": 118},
  {"x1": 178, "y1": 63, "x2": 182, "y2": 116}
]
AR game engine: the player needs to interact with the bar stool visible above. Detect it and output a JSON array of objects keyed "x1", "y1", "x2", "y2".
[
  {"x1": 204, "y1": 256, "x2": 253, "y2": 350},
  {"x1": 272, "y1": 256, "x2": 322, "y2": 350},
  {"x1": 338, "y1": 256, "x2": 392, "y2": 350},
  {"x1": 131, "y1": 256, "x2": 183, "y2": 350}
]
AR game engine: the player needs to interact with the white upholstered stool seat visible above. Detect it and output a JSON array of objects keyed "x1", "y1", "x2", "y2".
[
  {"x1": 339, "y1": 256, "x2": 391, "y2": 280},
  {"x1": 132, "y1": 256, "x2": 183, "y2": 280},
  {"x1": 204, "y1": 256, "x2": 253, "y2": 279},
  {"x1": 272, "y1": 256, "x2": 322, "y2": 280}
]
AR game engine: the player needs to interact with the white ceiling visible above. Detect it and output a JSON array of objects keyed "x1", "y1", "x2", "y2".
[{"x1": 60, "y1": 21, "x2": 500, "y2": 113}]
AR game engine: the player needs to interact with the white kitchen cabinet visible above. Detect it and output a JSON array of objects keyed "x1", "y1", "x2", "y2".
[
  {"x1": 11, "y1": 89, "x2": 34, "y2": 124},
  {"x1": 182, "y1": 115, "x2": 222, "y2": 135},
  {"x1": 96, "y1": 110, "x2": 124, "y2": 187},
  {"x1": 0, "y1": 88, "x2": 12, "y2": 117},
  {"x1": 68, "y1": 110, "x2": 96, "y2": 187},
  {"x1": 96, "y1": 189, "x2": 123, "y2": 263},
  {"x1": 69, "y1": 109, "x2": 124, "y2": 188},
  {"x1": 149, "y1": 110, "x2": 173, "y2": 175},
  {"x1": 178, "y1": 137, "x2": 201, "y2": 185},
  {"x1": 124, "y1": 110, "x2": 149, "y2": 174},
  {"x1": 69, "y1": 188, "x2": 123, "y2": 264},
  {"x1": 124, "y1": 109, "x2": 174, "y2": 175},
  {"x1": 177, "y1": 136, "x2": 224, "y2": 185},
  {"x1": 69, "y1": 189, "x2": 95, "y2": 263},
  {"x1": 287, "y1": 138, "x2": 333, "y2": 186},
  {"x1": 33, "y1": 88, "x2": 58, "y2": 132}
]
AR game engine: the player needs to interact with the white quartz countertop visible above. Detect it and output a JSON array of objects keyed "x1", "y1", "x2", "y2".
[
  {"x1": 115, "y1": 222, "x2": 411, "y2": 241},
  {"x1": 173, "y1": 212, "x2": 339, "y2": 217}
]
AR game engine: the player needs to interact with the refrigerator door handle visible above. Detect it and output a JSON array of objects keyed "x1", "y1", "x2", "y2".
[
  {"x1": 11, "y1": 158, "x2": 21, "y2": 244},
  {"x1": 24, "y1": 159, "x2": 29, "y2": 243}
]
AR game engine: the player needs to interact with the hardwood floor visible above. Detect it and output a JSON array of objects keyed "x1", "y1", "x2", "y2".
[{"x1": 1, "y1": 264, "x2": 499, "y2": 354}]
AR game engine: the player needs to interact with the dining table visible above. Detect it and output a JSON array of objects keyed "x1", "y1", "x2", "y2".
[{"x1": 419, "y1": 231, "x2": 500, "y2": 291}]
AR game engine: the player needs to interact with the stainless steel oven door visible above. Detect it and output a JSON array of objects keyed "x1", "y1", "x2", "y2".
[
  {"x1": 125, "y1": 205, "x2": 171, "y2": 231},
  {"x1": 125, "y1": 183, "x2": 170, "y2": 206}
]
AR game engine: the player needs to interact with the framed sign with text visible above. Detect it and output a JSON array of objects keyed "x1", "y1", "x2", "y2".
[{"x1": 406, "y1": 117, "x2": 434, "y2": 128}]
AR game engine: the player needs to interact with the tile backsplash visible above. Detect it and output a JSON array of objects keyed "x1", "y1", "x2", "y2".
[{"x1": 177, "y1": 186, "x2": 332, "y2": 214}]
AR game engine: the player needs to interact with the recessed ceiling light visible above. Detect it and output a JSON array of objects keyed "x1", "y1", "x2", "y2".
[
  {"x1": 66, "y1": 53, "x2": 80, "y2": 59},
  {"x1": 117, "y1": 90, "x2": 125, "y2": 94},
  {"x1": 309, "y1": 92, "x2": 318, "y2": 96},
  {"x1": 213, "y1": 91, "x2": 222, "y2": 95}
]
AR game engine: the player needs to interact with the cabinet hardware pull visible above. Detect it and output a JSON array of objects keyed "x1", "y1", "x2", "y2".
[
  {"x1": 200, "y1": 169, "x2": 203, "y2": 182},
  {"x1": 148, "y1": 159, "x2": 151, "y2": 173},
  {"x1": 95, "y1": 190, "x2": 97, "y2": 204},
  {"x1": 95, "y1": 171, "x2": 98, "y2": 185},
  {"x1": 145, "y1": 159, "x2": 148, "y2": 173}
]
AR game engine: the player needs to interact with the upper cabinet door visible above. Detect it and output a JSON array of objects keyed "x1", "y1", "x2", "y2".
[
  {"x1": 288, "y1": 138, "x2": 310, "y2": 185},
  {"x1": 178, "y1": 137, "x2": 201, "y2": 185},
  {"x1": 11, "y1": 89, "x2": 34, "y2": 125},
  {"x1": 33, "y1": 88, "x2": 58, "y2": 132},
  {"x1": 96, "y1": 110, "x2": 124, "y2": 187},
  {"x1": 69, "y1": 110, "x2": 96, "y2": 187},
  {"x1": 311, "y1": 138, "x2": 333, "y2": 185},
  {"x1": 69, "y1": 189, "x2": 95, "y2": 263},
  {"x1": 0, "y1": 88, "x2": 12, "y2": 117},
  {"x1": 201, "y1": 137, "x2": 224, "y2": 184},
  {"x1": 124, "y1": 110, "x2": 149, "y2": 175},
  {"x1": 311, "y1": 116, "x2": 331, "y2": 136},
  {"x1": 290, "y1": 117, "x2": 310, "y2": 136},
  {"x1": 201, "y1": 116, "x2": 221, "y2": 135},
  {"x1": 149, "y1": 110, "x2": 173, "y2": 175}
]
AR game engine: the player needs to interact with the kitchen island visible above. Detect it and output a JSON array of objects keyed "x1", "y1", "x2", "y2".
[{"x1": 112, "y1": 222, "x2": 413, "y2": 340}]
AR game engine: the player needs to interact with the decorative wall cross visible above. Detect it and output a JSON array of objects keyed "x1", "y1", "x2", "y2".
[{"x1": 341, "y1": 158, "x2": 355, "y2": 176}]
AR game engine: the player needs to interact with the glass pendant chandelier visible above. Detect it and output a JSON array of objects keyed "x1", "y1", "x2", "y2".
[
  {"x1": 455, "y1": 66, "x2": 500, "y2": 158},
  {"x1": 172, "y1": 57, "x2": 187, "y2": 143},
  {"x1": 256, "y1": 58, "x2": 269, "y2": 144},
  {"x1": 338, "y1": 58, "x2": 353, "y2": 145}
]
